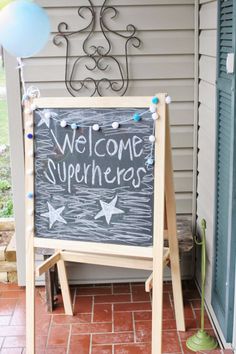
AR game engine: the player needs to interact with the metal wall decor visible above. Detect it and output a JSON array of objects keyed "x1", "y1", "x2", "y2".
[{"x1": 53, "y1": 0, "x2": 141, "y2": 97}]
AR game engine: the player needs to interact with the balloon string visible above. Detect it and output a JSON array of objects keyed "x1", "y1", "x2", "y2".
[{"x1": 16, "y1": 57, "x2": 26, "y2": 95}]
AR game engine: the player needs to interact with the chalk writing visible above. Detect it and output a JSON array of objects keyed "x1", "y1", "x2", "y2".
[{"x1": 34, "y1": 108, "x2": 154, "y2": 246}]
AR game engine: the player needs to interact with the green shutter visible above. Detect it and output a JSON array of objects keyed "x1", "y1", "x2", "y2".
[{"x1": 212, "y1": 0, "x2": 236, "y2": 342}]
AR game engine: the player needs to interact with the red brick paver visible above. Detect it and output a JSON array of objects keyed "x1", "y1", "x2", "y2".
[{"x1": 0, "y1": 281, "x2": 233, "y2": 354}]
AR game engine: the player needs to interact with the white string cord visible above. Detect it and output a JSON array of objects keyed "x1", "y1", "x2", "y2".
[
  {"x1": 17, "y1": 57, "x2": 41, "y2": 102},
  {"x1": 16, "y1": 57, "x2": 26, "y2": 95},
  {"x1": 45, "y1": 108, "x2": 151, "y2": 129}
]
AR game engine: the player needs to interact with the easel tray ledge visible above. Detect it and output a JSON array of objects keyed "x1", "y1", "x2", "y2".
[{"x1": 34, "y1": 237, "x2": 154, "y2": 259}]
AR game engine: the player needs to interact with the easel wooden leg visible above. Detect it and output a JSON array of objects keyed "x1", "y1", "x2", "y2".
[
  {"x1": 44, "y1": 255, "x2": 56, "y2": 312},
  {"x1": 167, "y1": 229, "x2": 185, "y2": 330},
  {"x1": 151, "y1": 93, "x2": 167, "y2": 354},
  {"x1": 25, "y1": 98, "x2": 36, "y2": 353},
  {"x1": 152, "y1": 258, "x2": 164, "y2": 354},
  {"x1": 165, "y1": 109, "x2": 185, "y2": 332},
  {"x1": 145, "y1": 273, "x2": 153, "y2": 292},
  {"x1": 145, "y1": 248, "x2": 170, "y2": 292},
  {"x1": 57, "y1": 258, "x2": 73, "y2": 315},
  {"x1": 36, "y1": 252, "x2": 73, "y2": 315},
  {"x1": 54, "y1": 263, "x2": 60, "y2": 295},
  {"x1": 26, "y1": 241, "x2": 35, "y2": 354}
]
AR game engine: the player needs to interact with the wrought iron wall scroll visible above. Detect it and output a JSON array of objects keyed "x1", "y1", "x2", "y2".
[{"x1": 53, "y1": 0, "x2": 141, "y2": 97}]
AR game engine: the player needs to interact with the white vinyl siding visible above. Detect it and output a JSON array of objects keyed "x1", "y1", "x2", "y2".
[
  {"x1": 197, "y1": 0, "x2": 217, "y2": 300},
  {"x1": 23, "y1": 0, "x2": 195, "y2": 216},
  {"x1": 5, "y1": 0, "x2": 195, "y2": 284}
]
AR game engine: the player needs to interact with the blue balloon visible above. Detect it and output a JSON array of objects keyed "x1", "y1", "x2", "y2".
[{"x1": 0, "y1": 0, "x2": 50, "y2": 58}]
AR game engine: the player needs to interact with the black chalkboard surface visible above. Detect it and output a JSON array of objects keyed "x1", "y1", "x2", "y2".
[{"x1": 34, "y1": 107, "x2": 154, "y2": 246}]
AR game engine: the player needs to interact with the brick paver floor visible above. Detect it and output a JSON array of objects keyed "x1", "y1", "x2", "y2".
[{"x1": 0, "y1": 280, "x2": 234, "y2": 354}]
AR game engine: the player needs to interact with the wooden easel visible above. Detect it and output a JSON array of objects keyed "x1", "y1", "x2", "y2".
[{"x1": 24, "y1": 94, "x2": 185, "y2": 354}]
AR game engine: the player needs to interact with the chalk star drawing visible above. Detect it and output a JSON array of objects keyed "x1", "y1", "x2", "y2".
[
  {"x1": 41, "y1": 202, "x2": 67, "y2": 229},
  {"x1": 94, "y1": 195, "x2": 124, "y2": 225},
  {"x1": 37, "y1": 110, "x2": 57, "y2": 128}
]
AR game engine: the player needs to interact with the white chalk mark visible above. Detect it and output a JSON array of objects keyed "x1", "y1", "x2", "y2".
[
  {"x1": 94, "y1": 195, "x2": 124, "y2": 225},
  {"x1": 41, "y1": 202, "x2": 67, "y2": 229},
  {"x1": 37, "y1": 110, "x2": 58, "y2": 128}
]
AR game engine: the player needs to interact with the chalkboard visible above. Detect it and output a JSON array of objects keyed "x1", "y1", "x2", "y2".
[
  {"x1": 25, "y1": 95, "x2": 186, "y2": 354},
  {"x1": 34, "y1": 107, "x2": 154, "y2": 246}
]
